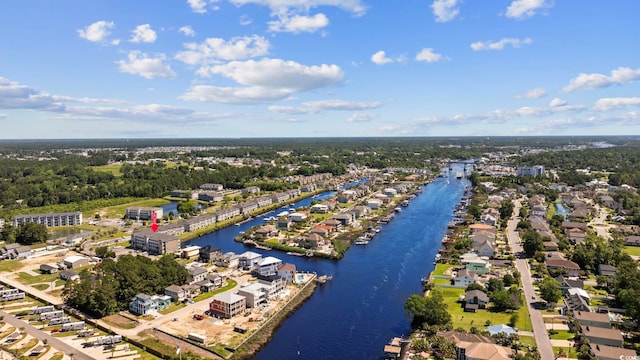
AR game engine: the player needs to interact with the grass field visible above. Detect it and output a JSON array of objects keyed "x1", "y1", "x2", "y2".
[
  {"x1": 102, "y1": 198, "x2": 171, "y2": 218},
  {"x1": 17, "y1": 271, "x2": 58, "y2": 285},
  {"x1": 549, "y1": 330, "x2": 575, "y2": 340},
  {"x1": 433, "y1": 263, "x2": 455, "y2": 276},
  {"x1": 0, "y1": 259, "x2": 23, "y2": 272},
  {"x1": 92, "y1": 163, "x2": 123, "y2": 176},
  {"x1": 194, "y1": 279, "x2": 238, "y2": 302},
  {"x1": 624, "y1": 246, "x2": 640, "y2": 257},
  {"x1": 438, "y1": 286, "x2": 533, "y2": 332}
]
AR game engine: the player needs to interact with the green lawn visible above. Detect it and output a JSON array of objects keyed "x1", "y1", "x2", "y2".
[
  {"x1": 438, "y1": 285, "x2": 533, "y2": 332},
  {"x1": 103, "y1": 198, "x2": 171, "y2": 218},
  {"x1": 193, "y1": 279, "x2": 238, "y2": 302},
  {"x1": 0, "y1": 259, "x2": 23, "y2": 272},
  {"x1": 433, "y1": 263, "x2": 455, "y2": 277},
  {"x1": 92, "y1": 163, "x2": 123, "y2": 176},
  {"x1": 624, "y1": 246, "x2": 640, "y2": 257},
  {"x1": 518, "y1": 335, "x2": 537, "y2": 348},
  {"x1": 158, "y1": 302, "x2": 186, "y2": 315},
  {"x1": 554, "y1": 346, "x2": 578, "y2": 358},
  {"x1": 549, "y1": 330, "x2": 575, "y2": 341},
  {"x1": 17, "y1": 271, "x2": 58, "y2": 285},
  {"x1": 32, "y1": 284, "x2": 50, "y2": 291},
  {"x1": 432, "y1": 277, "x2": 452, "y2": 285}
]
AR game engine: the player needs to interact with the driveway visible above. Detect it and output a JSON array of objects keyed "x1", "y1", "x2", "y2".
[{"x1": 507, "y1": 199, "x2": 555, "y2": 360}]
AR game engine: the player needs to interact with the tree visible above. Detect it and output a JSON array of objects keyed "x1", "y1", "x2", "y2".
[
  {"x1": 486, "y1": 278, "x2": 505, "y2": 294},
  {"x1": 404, "y1": 289, "x2": 452, "y2": 329},
  {"x1": 0, "y1": 224, "x2": 16, "y2": 243},
  {"x1": 16, "y1": 222, "x2": 48, "y2": 245},
  {"x1": 538, "y1": 277, "x2": 562, "y2": 305},
  {"x1": 467, "y1": 205, "x2": 482, "y2": 221},
  {"x1": 521, "y1": 230, "x2": 543, "y2": 257},
  {"x1": 503, "y1": 273, "x2": 516, "y2": 287},
  {"x1": 499, "y1": 200, "x2": 514, "y2": 220},
  {"x1": 177, "y1": 200, "x2": 196, "y2": 215},
  {"x1": 95, "y1": 246, "x2": 115, "y2": 259}
]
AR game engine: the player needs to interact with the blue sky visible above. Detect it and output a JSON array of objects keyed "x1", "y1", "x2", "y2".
[{"x1": 1, "y1": 0, "x2": 639, "y2": 138}]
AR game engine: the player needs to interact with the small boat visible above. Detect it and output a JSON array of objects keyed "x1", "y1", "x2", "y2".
[
  {"x1": 305, "y1": 251, "x2": 314, "y2": 257},
  {"x1": 286, "y1": 251, "x2": 305, "y2": 257},
  {"x1": 400, "y1": 200, "x2": 409, "y2": 207},
  {"x1": 394, "y1": 207, "x2": 402, "y2": 213},
  {"x1": 354, "y1": 238, "x2": 369, "y2": 245}
]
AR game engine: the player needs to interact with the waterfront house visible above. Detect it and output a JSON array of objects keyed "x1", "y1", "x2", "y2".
[
  {"x1": 324, "y1": 219, "x2": 341, "y2": 231},
  {"x1": 472, "y1": 240, "x2": 495, "y2": 258},
  {"x1": 276, "y1": 217, "x2": 291, "y2": 231},
  {"x1": 332, "y1": 213, "x2": 353, "y2": 226},
  {"x1": 210, "y1": 292, "x2": 246, "y2": 319},
  {"x1": 366, "y1": 199, "x2": 383, "y2": 210},
  {"x1": 278, "y1": 263, "x2": 296, "y2": 283},
  {"x1": 455, "y1": 341, "x2": 513, "y2": 360},
  {"x1": 464, "y1": 290, "x2": 489, "y2": 310},
  {"x1": 581, "y1": 325, "x2": 623, "y2": 347},
  {"x1": 289, "y1": 212, "x2": 308, "y2": 222},
  {"x1": 238, "y1": 251, "x2": 262, "y2": 271},
  {"x1": 351, "y1": 206, "x2": 370, "y2": 218},
  {"x1": 454, "y1": 270, "x2": 480, "y2": 288},
  {"x1": 129, "y1": 293, "x2": 171, "y2": 315},
  {"x1": 310, "y1": 204, "x2": 329, "y2": 214},
  {"x1": 309, "y1": 226, "x2": 330, "y2": 238},
  {"x1": 237, "y1": 283, "x2": 269, "y2": 308},
  {"x1": 199, "y1": 245, "x2": 222, "y2": 264},
  {"x1": 239, "y1": 201, "x2": 258, "y2": 215},
  {"x1": 256, "y1": 256, "x2": 282, "y2": 277},
  {"x1": 255, "y1": 225, "x2": 279, "y2": 238},
  {"x1": 217, "y1": 252, "x2": 240, "y2": 269},
  {"x1": 180, "y1": 246, "x2": 201, "y2": 260},
  {"x1": 301, "y1": 233, "x2": 327, "y2": 250},
  {"x1": 255, "y1": 195, "x2": 271, "y2": 207},
  {"x1": 460, "y1": 253, "x2": 491, "y2": 275}
]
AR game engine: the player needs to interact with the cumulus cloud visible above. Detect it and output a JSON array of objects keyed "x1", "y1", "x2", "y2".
[
  {"x1": 371, "y1": 50, "x2": 404, "y2": 65},
  {"x1": 593, "y1": 97, "x2": 640, "y2": 112},
  {"x1": 549, "y1": 98, "x2": 567, "y2": 107},
  {"x1": 519, "y1": 87, "x2": 547, "y2": 99},
  {"x1": 471, "y1": 37, "x2": 532, "y2": 51},
  {"x1": 347, "y1": 113, "x2": 375, "y2": 122},
  {"x1": 0, "y1": 77, "x2": 64, "y2": 111},
  {"x1": 268, "y1": 13, "x2": 329, "y2": 33},
  {"x1": 229, "y1": 0, "x2": 367, "y2": 16},
  {"x1": 239, "y1": 15, "x2": 253, "y2": 26},
  {"x1": 179, "y1": 26, "x2": 196, "y2": 37},
  {"x1": 563, "y1": 66, "x2": 640, "y2": 92},
  {"x1": 506, "y1": 0, "x2": 552, "y2": 19},
  {"x1": 130, "y1": 24, "x2": 157, "y2": 43},
  {"x1": 187, "y1": 0, "x2": 220, "y2": 13},
  {"x1": 77, "y1": 20, "x2": 116, "y2": 43},
  {"x1": 431, "y1": 0, "x2": 459, "y2": 23},
  {"x1": 415, "y1": 48, "x2": 444, "y2": 63},
  {"x1": 175, "y1": 35, "x2": 270, "y2": 69},
  {"x1": 269, "y1": 99, "x2": 382, "y2": 114},
  {"x1": 117, "y1": 51, "x2": 177, "y2": 79},
  {"x1": 181, "y1": 58, "x2": 343, "y2": 104}
]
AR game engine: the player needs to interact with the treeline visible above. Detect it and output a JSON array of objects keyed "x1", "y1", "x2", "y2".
[{"x1": 62, "y1": 254, "x2": 189, "y2": 318}]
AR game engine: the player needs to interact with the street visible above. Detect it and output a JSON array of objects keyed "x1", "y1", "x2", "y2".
[{"x1": 506, "y1": 199, "x2": 555, "y2": 360}]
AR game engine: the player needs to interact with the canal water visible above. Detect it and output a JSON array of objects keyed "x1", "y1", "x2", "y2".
[{"x1": 188, "y1": 174, "x2": 469, "y2": 359}]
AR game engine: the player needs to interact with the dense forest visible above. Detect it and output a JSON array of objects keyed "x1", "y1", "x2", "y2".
[{"x1": 62, "y1": 254, "x2": 189, "y2": 317}]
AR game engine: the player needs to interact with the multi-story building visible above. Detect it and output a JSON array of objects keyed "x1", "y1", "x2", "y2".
[
  {"x1": 125, "y1": 207, "x2": 163, "y2": 221},
  {"x1": 12, "y1": 212, "x2": 82, "y2": 227},
  {"x1": 129, "y1": 293, "x2": 171, "y2": 315},
  {"x1": 516, "y1": 165, "x2": 545, "y2": 177},
  {"x1": 209, "y1": 292, "x2": 246, "y2": 319},
  {"x1": 131, "y1": 229, "x2": 179, "y2": 255}
]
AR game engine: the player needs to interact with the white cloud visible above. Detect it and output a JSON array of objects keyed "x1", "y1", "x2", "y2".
[
  {"x1": 347, "y1": 113, "x2": 375, "y2": 122},
  {"x1": 179, "y1": 26, "x2": 196, "y2": 37},
  {"x1": 431, "y1": 0, "x2": 459, "y2": 23},
  {"x1": 0, "y1": 77, "x2": 64, "y2": 111},
  {"x1": 563, "y1": 67, "x2": 640, "y2": 92},
  {"x1": 519, "y1": 87, "x2": 547, "y2": 99},
  {"x1": 77, "y1": 20, "x2": 115, "y2": 43},
  {"x1": 415, "y1": 48, "x2": 444, "y2": 63},
  {"x1": 239, "y1": 15, "x2": 253, "y2": 26},
  {"x1": 182, "y1": 58, "x2": 343, "y2": 104},
  {"x1": 117, "y1": 51, "x2": 177, "y2": 79},
  {"x1": 371, "y1": 50, "x2": 398, "y2": 65},
  {"x1": 187, "y1": 0, "x2": 220, "y2": 13},
  {"x1": 229, "y1": 0, "x2": 366, "y2": 16},
  {"x1": 175, "y1": 35, "x2": 270, "y2": 68},
  {"x1": 51, "y1": 95, "x2": 126, "y2": 104},
  {"x1": 0, "y1": 114, "x2": 6, "y2": 119},
  {"x1": 471, "y1": 37, "x2": 532, "y2": 51},
  {"x1": 506, "y1": 0, "x2": 552, "y2": 19},
  {"x1": 549, "y1": 98, "x2": 567, "y2": 107},
  {"x1": 268, "y1": 13, "x2": 329, "y2": 33},
  {"x1": 130, "y1": 24, "x2": 157, "y2": 43},
  {"x1": 593, "y1": 97, "x2": 640, "y2": 112},
  {"x1": 269, "y1": 99, "x2": 382, "y2": 114}
]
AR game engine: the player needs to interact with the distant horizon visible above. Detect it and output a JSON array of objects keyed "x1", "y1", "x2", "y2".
[{"x1": 1, "y1": 1, "x2": 639, "y2": 138}]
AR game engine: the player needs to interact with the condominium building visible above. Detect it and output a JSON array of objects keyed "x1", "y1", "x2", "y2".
[
  {"x1": 12, "y1": 212, "x2": 82, "y2": 227},
  {"x1": 125, "y1": 207, "x2": 163, "y2": 221},
  {"x1": 131, "y1": 229, "x2": 179, "y2": 255}
]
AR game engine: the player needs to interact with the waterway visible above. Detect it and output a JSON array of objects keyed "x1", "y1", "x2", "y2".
[{"x1": 188, "y1": 174, "x2": 470, "y2": 359}]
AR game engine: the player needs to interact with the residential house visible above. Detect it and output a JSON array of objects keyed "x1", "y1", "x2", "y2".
[
  {"x1": 256, "y1": 256, "x2": 282, "y2": 277},
  {"x1": 555, "y1": 276, "x2": 584, "y2": 295},
  {"x1": 543, "y1": 241, "x2": 559, "y2": 252},
  {"x1": 562, "y1": 221, "x2": 588, "y2": 231},
  {"x1": 589, "y1": 344, "x2": 637, "y2": 360},
  {"x1": 180, "y1": 246, "x2": 201, "y2": 260},
  {"x1": 460, "y1": 253, "x2": 491, "y2": 275},
  {"x1": 332, "y1": 213, "x2": 353, "y2": 226},
  {"x1": 188, "y1": 266, "x2": 208, "y2": 284},
  {"x1": 210, "y1": 293, "x2": 246, "y2": 319},
  {"x1": 59, "y1": 270, "x2": 79, "y2": 282},
  {"x1": 598, "y1": 264, "x2": 617, "y2": 279},
  {"x1": 217, "y1": 252, "x2": 240, "y2": 269},
  {"x1": 238, "y1": 251, "x2": 262, "y2": 271},
  {"x1": 129, "y1": 293, "x2": 171, "y2": 315},
  {"x1": 464, "y1": 290, "x2": 489, "y2": 312},
  {"x1": 277, "y1": 263, "x2": 296, "y2": 283},
  {"x1": 581, "y1": 325, "x2": 623, "y2": 347},
  {"x1": 184, "y1": 213, "x2": 216, "y2": 232},
  {"x1": 323, "y1": 219, "x2": 341, "y2": 231},
  {"x1": 309, "y1": 204, "x2": 329, "y2": 214},
  {"x1": 566, "y1": 228, "x2": 587, "y2": 245},
  {"x1": 289, "y1": 212, "x2": 308, "y2": 222},
  {"x1": 625, "y1": 235, "x2": 640, "y2": 246},
  {"x1": 301, "y1": 234, "x2": 327, "y2": 250},
  {"x1": 454, "y1": 269, "x2": 480, "y2": 288},
  {"x1": 472, "y1": 241, "x2": 495, "y2": 258},
  {"x1": 237, "y1": 283, "x2": 269, "y2": 308},
  {"x1": 309, "y1": 226, "x2": 330, "y2": 238},
  {"x1": 456, "y1": 341, "x2": 513, "y2": 360},
  {"x1": 276, "y1": 217, "x2": 291, "y2": 231},
  {"x1": 531, "y1": 204, "x2": 546, "y2": 217},
  {"x1": 351, "y1": 206, "x2": 370, "y2": 218},
  {"x1": 564, "y1": 293, "x2": 591, "y2": 313},
  {"x1": 39, "y1": 264, "x2": 58, "y2": 274},
  {"x1": 158, "y1": 223, "x2": 185, "y2": 236},
  {"x1": 254, "y1": 225, "x2": 279, "y2": 238},
  {"x1": 545, "y1": 259, "x2": 581, "y2": 277},
  {"x1": 165, "y1": 285, "x2": 188, "y2": 302},
  {"x1": 366, "y1": 199, "x2": 383, "y2": 210},
  {"x1": 574, "y1": 311, "x2": 611, "y2": 329},
  {"x1": 568, "y1": 288, "x2": 590, "y2": 302},
  {"x1": 199, "y1": 245, "x2": 222, "y2": 264}
]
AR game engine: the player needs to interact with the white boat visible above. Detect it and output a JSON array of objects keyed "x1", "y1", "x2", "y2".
[
  {"x1": 354, "y1": 238, "x2": 369, "y2": 245},
  {"x1": 394, "y1": 207, "x2": 402, "y2": 212}
]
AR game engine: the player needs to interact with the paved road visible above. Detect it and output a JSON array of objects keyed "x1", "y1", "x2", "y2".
[
  {"x1": 506, "y1": 199, "x2": 554, "y2": 360},
  {"x1": 0, "y1": 310, "x2": 93, "y2": 360}
]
